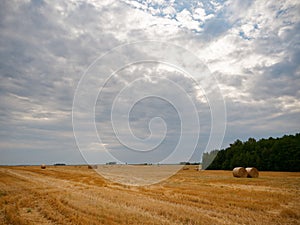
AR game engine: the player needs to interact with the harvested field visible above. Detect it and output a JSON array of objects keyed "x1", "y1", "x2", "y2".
[{"x1": 0, "y1": 166, "x2": 299, "y2": 225}]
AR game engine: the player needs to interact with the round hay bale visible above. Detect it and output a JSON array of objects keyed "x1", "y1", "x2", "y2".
[
  {"x1": 246, "y1": 167, "x2": 259, "y2": 178},
  {"x1": 41, "y1": 164, "x2": 46, "y2": 169},
  {"x1": 232, "y1": 167, "x2": 247, "y2": 178},
  {"x1": 88, "y1": 165, "x2": 98, "y2": 169}
]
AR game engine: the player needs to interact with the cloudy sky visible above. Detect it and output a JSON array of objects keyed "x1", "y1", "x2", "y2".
[{"x1": 0, "y1": 0, "x2": 299, "y2": 165}]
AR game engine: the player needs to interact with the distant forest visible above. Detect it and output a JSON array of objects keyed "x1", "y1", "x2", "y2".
[{"x1": 202, "y1": 133, "x2": 300, "y2": 171}]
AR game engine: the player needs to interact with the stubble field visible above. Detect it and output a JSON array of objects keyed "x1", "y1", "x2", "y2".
[{"x1": 0, "y1": 165, "x2": 299, "y2": 225}]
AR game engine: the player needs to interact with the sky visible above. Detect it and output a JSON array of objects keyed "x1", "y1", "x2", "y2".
[{"x1": 0, "y1": 0, "x2": 299, "y2": 165}]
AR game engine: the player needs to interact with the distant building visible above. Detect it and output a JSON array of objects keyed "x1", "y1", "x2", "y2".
[{"x1": 106, "y1": 162, "x2": 117, "y2": 165}]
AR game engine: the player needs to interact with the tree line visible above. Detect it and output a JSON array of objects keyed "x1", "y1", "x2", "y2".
[{"x1": 202, "y1": 133, "x2": 300, "y2": 171}]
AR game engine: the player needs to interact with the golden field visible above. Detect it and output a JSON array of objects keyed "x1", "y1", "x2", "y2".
[{"x1": 0, "y1": 165, "x2": 299, "y2": 225}]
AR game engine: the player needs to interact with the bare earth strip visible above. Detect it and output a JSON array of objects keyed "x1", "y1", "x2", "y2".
[{"x1": 0, "y1": 166, "x2": 299, "y2": 225}]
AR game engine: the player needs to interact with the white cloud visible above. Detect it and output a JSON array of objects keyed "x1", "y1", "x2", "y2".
[
  {"x1": 163, "y1": 5, "x2": 176, "y2": 17},
  {"x1": 0, "y1": 0, "x2": 299, "y2": 164},
  {"x1": 192, "y1": 6, "x2": 214, "y2": 22},
  {"x1": 176, "y1": 9, "x2": 202, "y2": 31}
]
